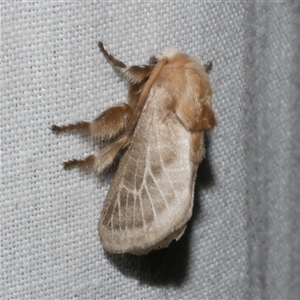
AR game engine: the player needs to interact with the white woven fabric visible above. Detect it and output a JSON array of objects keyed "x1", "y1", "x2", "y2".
[{"x1": 1, "y1": 2, "x2": 299, "y2": 299}]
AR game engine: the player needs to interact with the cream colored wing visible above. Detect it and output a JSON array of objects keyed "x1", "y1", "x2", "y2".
[{"x1": 98, "y1": 87, "x2": 202, "y2": 255}]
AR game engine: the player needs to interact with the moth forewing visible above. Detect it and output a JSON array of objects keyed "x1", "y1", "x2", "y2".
[
  {"x1": 98, "y1": 87, "x2": 197, "y2": 255},
  {"x1": 52, "y1": 42, "x2": 216, "y2": 255}
]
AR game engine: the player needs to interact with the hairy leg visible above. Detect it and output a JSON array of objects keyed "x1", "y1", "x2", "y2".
[
  {"x1": 63, "y1": 133, "x2": 132, "y2": 174},
  {"x1": 98, "y1": 41, "x2": 126, "y2": 69},
  {"x1": 51, "y1": 103, "x2": 133, "y2": 140},
  {"x1": 99, "y1": 41, "x2": 154, "y2": 85}
]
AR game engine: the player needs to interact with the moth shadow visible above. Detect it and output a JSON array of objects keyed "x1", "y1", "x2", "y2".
[
  {"x1": 195, "y1": 133, "x2": 215, "y2": 190},
  {"x1": 104, "y1": 236, "x2": 190, "y2": 286},
  {"x1": 105, "y1": 134, "x2": 215, "y2": 286}
]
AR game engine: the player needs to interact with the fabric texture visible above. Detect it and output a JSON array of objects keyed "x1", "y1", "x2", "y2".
[{"x1": 1, "y1": 2, "x2": 299, "y2": 299}]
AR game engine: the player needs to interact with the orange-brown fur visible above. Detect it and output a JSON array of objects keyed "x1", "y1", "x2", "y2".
[
  {"x1": 89, "y1": 104, "x2": 133, "y2": 140},
  {"x1": 155, "y1": 52, "x2": 215, "y2": 132},
  {"x1": 51, "y1": 104, "x2": 133, "y2": 140}
]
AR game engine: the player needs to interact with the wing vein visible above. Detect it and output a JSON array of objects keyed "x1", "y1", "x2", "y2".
[
  {"x1": 117, "y1": 191, "x2": 121, "y2": 230},
  {"x1": 137, "y1": 192, "x2": 146, "y2": 232},
  {"x1": 124, "y1": 187, "x2": 128, "y2": 234},
  {"x1": 154, "y1": 124, "x2": 183, "y2": 206},
  {"x1": 149, "y1": 171, "x2": 171, "y2": 213},
  {"x1": 144, "y1": 183, "x2": 159, "y2": 226}
]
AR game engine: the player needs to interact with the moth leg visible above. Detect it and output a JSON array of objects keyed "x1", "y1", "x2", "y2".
[
  {"x1": 203, "y1": 61, "x2": 213, "y2": 72},
  {"x1": 125, "y1": 65, "x2": 154, "y2": 84},
  {"x1": 63, "y1": 133, "x2": 132, "y2": 174},
  {"x1": 89, "y1": 104, "x2": 133, "y2": 140},
  {"x1": 51, "y1": 122, "x2": 90, "y2": 134},
  {"x1": 98, "y1": 41, "x2": 154, "y2": 83},
  {"x1": 63, "y1": 155, "x2": 95, "y2": 172},
  {"x1": 98, "y1": 41, "x2": 126, "y2": 69},
  {"x1": 51, "y1": 103, "x2": 133, "y2": 140}
]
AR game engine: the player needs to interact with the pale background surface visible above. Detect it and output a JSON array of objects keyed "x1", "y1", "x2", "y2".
[{"x1": 1, "y1": 2, "x2": 300, "y2": 299}]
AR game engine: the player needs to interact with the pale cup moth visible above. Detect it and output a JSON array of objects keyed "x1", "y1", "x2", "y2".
[{"x1": 52, "y1": 42, "x2": 217, "y2": 255}]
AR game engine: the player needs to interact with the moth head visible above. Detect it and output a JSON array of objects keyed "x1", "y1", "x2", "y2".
[{"x1": 159, "y1": 48, "x2": 182, "y2": 60}]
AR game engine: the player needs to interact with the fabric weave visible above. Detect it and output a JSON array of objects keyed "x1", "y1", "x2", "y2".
[{"x1": 1, "y1": 2, "x2": 299, "y2": 299}]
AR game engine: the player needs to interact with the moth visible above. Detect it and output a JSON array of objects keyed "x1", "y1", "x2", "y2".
[{"x1": 52, "y1": 42, "x2": 217, "y2": 255}]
